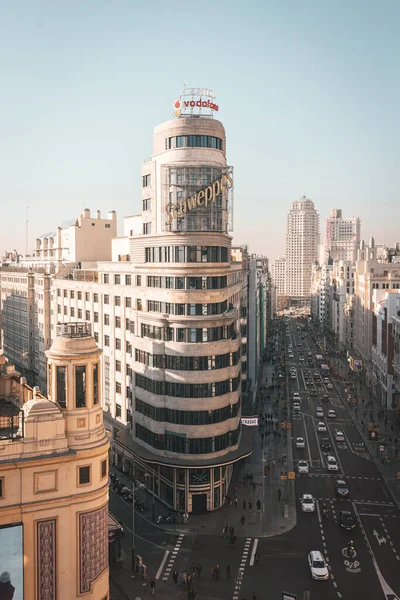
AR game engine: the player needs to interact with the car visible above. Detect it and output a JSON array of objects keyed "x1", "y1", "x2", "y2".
[
  {"x1": 291, "y1": 375, "x2": 297, "y2": 380},
  {"x1": 335, "y1": 430, "x2": 345, "y2": 442},
  {"x1": 296, "y1": 437, "x2": 305, "y2": 448},
  {"x1": 317, "y1": 421, "x2": 327, "y2": 432},
  {"x1": 293, "y1": 402, "x2": 300, "y2": 411},
  {"x1": 324, "y1": 377, "x2": 330, "y2": 383},
  {"x1": 335, "y1": 479, "x2": 350, "y2": 498},
  {"x1": 327, "y1": 456, "x2": 339, "y2": 471},
  {"x1": 308, "y1": 551, "x2": 329, "y2": 580},
  {"x1": 310, "y1": 390, "x2": 317, "y2": 397},
  {"x1": 323, "y1": 394, "x2": 329, "y2": 402},
  {"x1": 339, "y1": 510, "x2": 356, "y2": 531},
  {"x1": 288, "y1": 354, "x2": 294, "y2": 359},
  {"x1": 298, "y1": 461, "x2": 310, "y2": 474},
  {"x1": 293, "y1": 392, "x2": 300, "y2": 399},
  {"x1": 327, "y1": 383, "x2": 333, "y2": 389},
  {"x1": 301, "y1": 493, "x2": 315, "y2": 511},
  {"x1": 320, "y1": 437, "x2": 332, "y2": 450},
  {"x1": 327, "y1": 409, "x2": 336, "y2": 419},
  {"x1": 316, "y1": 407, "x2": 324, "y2": 418},
  {"x1": 300, "y1": 357, "x2": 305, "y2": 362}
]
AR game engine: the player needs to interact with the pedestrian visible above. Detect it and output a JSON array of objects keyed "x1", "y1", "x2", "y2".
[
  {"x1": 241, "y1": 514, "x2": 246, "y2": 527},
  {"x1": 173, "y1": 569, "x2": 179, "y2": 584},
  {"x1": 229, "y1": 525, "x2": 235, "y2": 536},
  {"x1": 253, "y1": 593, "x2": 258, "y2": 600},
  {"x1": 272, "y1": 458, "x2": 276, "y2": 467},
  {"x1": 150, "y1": 577, "x2": 156, "y2": 596},
  {"x1": 277, "y1": 488, "x2": 282, "y2": 502},
  {"x1": 196, "y1": 564, "x2": 202, "y2": 578},
  {"x1": 264, "y1": 465, "x2": 267, "y2": 476},
  {"x1": 211, "y1": 564, "x2": 216, "y2": 580},
  {"x1": 234, "y1": 496, "x2": 238, "y2": 508},
  {"x1": 254, "y1": 551, "x2": 260, "y2": 566},
  {"x1": 181, "y1": 571, "x2": 187, "y2": 585},
  {"x1": 248, "y1": 501, "x2": 253, "y2": 512},
  {"x1": 252, "y1": 481, "x2": 256, "y2": 493},
  {"x1": 215, "y1": 565, "x2": 220, "y2": 581},
  {"x1": 243, "y1": 499, "x2": 247, "y2": 511},
  {"x1": 226, "y1": 564, "x2": 232, "y2": 580},
  {"x1": 187, "y1": 573, "x2": 192, "y2": 589},
  {"x1": 256, "y1": 499, "x2": 261, "y2": 512},
  {"x1": 191, "y1": 562, "x2": 196, "y2": 576},
  {"x1": 223, "y1": 523, "x2": 228, "y2": 535},
  {"x1": 188, "y1": 589, "x2": 196, "y2": 600}
]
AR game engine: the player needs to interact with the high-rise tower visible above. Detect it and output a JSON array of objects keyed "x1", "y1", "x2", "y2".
[
  {"x1": 323, "y1": 208, "x2": 361, "y2": 263},
  {"x1": 285, "y1": 197, "x2": 320, "y2": 302}
]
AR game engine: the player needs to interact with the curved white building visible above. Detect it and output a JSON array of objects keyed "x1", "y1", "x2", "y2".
[{"x1": 117, "y1": 103, "x2": 251, "y2": 513}]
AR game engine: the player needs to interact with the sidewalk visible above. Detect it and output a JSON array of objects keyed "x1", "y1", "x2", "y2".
[
  {"x1": 110, "y1": 361, "x2": 296, "y2": 540},
  {"x1": 325, "y1": 349, "x2": 400, "y2": 508}
]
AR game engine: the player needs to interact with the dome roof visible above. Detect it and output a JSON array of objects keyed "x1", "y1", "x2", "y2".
[
  {"x1": 47, "y1": 335, "x2": 100, "y2": 357},
  {"x1": 24, "y1": 397, "x2": 61, "y2": 419}
]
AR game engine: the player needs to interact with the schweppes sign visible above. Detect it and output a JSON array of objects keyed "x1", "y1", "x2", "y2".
[{"x1": 166, "y1": 170, "x2": 233, "y2": 223}]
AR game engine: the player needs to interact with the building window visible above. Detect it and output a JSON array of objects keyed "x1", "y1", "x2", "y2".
[
  {"x1": 78, "y1": 292, "x2": 82, "y2": 300},
  {"x1": 101, "y1": 459, "x2": 107, "y2": 479},
  {"x1": 115, "y1": 316, "x2": 121, "y2": 328},
  {"x1": 64, "y1": 306, "x2": 67, "y2": 316},
  {"x1": 136, "y1": 275, "x2": 141, "y2": 286},
  {"x1": 125, "y1": 275, "x2": 131, "y2": 286},
  {"x1": 79, "y1": 466, "x2": 91, "y2": 485},
  {"x1": 64, "y1": 290, "x2": 67, "y2": 298},
  {"x1": 70, "y1": 291, "x2": 74, "y2": 299},
  {"x1": 115, "y1": 339, "x2": 121, "y2": 350},
  {"x1": 86, "y1": 292, "x2": 90, "y2": 301},
  {"x1": 136, "y1": 299, "x2": 142, "y2": 311},
  {"x1": 94, "y1": 332, "x2": 99, "y2": 343},
  {"x1": 115, "y1": 296, "x2": 121, "y2": 307},
  {"x1": 116, "y1": 382, "x2": 121, "y2": 394},
  {"x1": 115, "y1": 275, "x2": 121, "y2": 285},
  {"x1": 85, "y1": 310, "x2": 90, "y2": 320},
  {"x1": 125, "y1": 297, "x2": 131, "y2": 308},
  {"x1": 104, "y1": 295, "x2": 109, "y2": 304},
  {"x1": 71, "y1": 307, "x2": 75, "y2": 317},
  {"x1": 104, "y1": 335, "x2": 110, "y2": 346},
  {"x1": 94, "y1": 293, "x2": 98, "y2": 303},
  {"x1": 105, "y1": 223, "x2": 110, "y2": 228},
  {"x1": 78, "y1": 309, "x2": 82, "y2": 319},
  {"x1": 56, "y1": 366, "x2": 67, "y2": 409},
  {"x1": 116, "y1": 404, "x2": 122, "y2": 417},
  {"x1": 93, "y1": 363, "x2": 99, "y2": 405},
  {"x1": 143, "y1": 198, "x2": 151, "y2": 211},
  {"x1": 104, "y1": 314, "x2": 110, "y2": 325},
  {"x1": 75, "y1": 366, "x2": 86, "y2": 408},
  {"x1": 142, "y1": 174, "x2": 151, "y2": 187},
  {"x1": 0, "y1": 478, "x2": 3, "y2": 498},
  {"x1": 57, "y1": 289, "x2": 61, "y2": 297},
  {"x1": 104, "y1": 274, "x2": 109, "y2": 284},
  {"x1": 116, "y1": 360, "x2": 121, "y2": 372},
  {"x1": 143, "y1": 222, "x2": 151, "y2": 235}
]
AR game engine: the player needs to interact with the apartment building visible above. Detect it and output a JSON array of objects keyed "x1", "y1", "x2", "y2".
[
  {"x1": 371, "y1": 291, "x2": 399, "y2": 409},
  {"x1": 324, "y1": 208, "x2": 361, "y2": 263},
  {"x1": 285, "y1": 197, "x2": 320, "y2": 303}
]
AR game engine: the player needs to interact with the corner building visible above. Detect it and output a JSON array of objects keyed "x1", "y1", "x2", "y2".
[{"x1": 119, "y1": 110, "x2": 251, "y2": 513}]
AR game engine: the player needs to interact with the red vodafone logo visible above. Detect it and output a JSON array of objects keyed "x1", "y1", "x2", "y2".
[{"x1": 174, "y1": 99, "x2": 181, "y2": 117}]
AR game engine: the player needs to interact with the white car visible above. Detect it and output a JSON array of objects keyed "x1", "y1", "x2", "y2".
[
  {"x1": 291, "y1": 374, "x2": 297, "y2": 380},
  {"x1": 308, "y1": 550, "x2": 329, "y2": 580},
  {"x1": 327, "y1": 456, "x2": 339, "y2": 471},
  {"x1": 293, "y1": 392, "x2": 300, "y2": 399},
  {"x1": 316, "y1": 407, "x2": 324, "y2": 418},
  {"x1": 327, "y1": 383, "x2": 333, "y2": 389},
  {"x1": 298, "y1": 460, "x2": 309, "y2": 474},
  {"x1": 317, "y1": 421, "x2": 327, "y2": 432},
  {"x1": 335, "y1": 430, "x2": 345, "y2": 442},
  {"x1": 296, "y1": 437, "x2": 305, "y2": 448},
  {"x1": 327, "y1": 409, "x2": 336, "y2": 419},
  {"x1": 293, "y1": 402, "x2": 301, "y2": 411},
  {"x1": 301, "y1": 493, "x2": 315, "y2": 511},
  {"x1": 324, "y1": 378, "x2": 330, "y2": 383}
]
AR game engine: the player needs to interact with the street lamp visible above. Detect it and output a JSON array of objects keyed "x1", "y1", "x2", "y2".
[{"x1": 131, "y1": 462, "x2": 136, "y2": 571}]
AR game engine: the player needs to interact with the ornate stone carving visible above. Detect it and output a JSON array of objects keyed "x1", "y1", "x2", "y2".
[
  {"x1": 37, "y1": 519, "x2": 56, "y2": 600},
  {"x1": 79, "y1": 504, "x2": 108, "y2": 593}
]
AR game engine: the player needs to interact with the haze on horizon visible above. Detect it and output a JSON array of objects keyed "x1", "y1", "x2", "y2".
[{"x1": 1, "y1": 0, "x2": 399, "y2": 260}]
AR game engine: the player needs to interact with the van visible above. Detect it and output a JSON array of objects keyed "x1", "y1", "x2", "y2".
[{"x1": 335, "y1": 430, "x2": 345, "y2": 442}]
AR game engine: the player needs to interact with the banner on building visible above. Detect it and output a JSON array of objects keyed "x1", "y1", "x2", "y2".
[{"x1": 241, "y1": 416, "x2": 259, "y2": 426}]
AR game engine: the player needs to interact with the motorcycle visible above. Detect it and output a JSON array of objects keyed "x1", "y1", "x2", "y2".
[
  {"x1": 110, "y1": 472, "x2": 117, "y2": 483},
  {"x1": 347, "y1": 540, "x2": 355, "y2": 557},
  {"x1": 134, "y1": 497, "x2": 144, "y2": 512},
  {"x1": 157, "y1": 513, "x2": 174, "y2": 524}
]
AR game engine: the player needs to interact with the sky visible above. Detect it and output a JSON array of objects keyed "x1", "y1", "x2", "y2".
[{"x1": 1, "y1": 0, "x2": 399, "y2": 260}]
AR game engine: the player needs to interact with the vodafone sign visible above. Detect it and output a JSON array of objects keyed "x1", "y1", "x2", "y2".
[{"x1": 174, "y1": 86, "x2": 218, "y2": 118}]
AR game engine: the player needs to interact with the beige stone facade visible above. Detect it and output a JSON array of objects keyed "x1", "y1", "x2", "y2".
[{"x1": 0, "y1": 322, "x2": 109, "y2": 599}]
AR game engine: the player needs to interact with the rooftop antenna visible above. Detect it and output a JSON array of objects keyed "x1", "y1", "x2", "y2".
[{"x1": 25, "y1": 206, "x2": 29, "y2": 255}]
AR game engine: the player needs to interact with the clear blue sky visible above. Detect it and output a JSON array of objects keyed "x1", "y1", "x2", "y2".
[{"x1": 1, "y1": 0, "x2": 399, "y2": 259}]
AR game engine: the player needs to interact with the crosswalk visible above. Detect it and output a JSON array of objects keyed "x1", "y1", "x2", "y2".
[{"x1": 162, "y1": 533, "x2": 184, "y2": 581}]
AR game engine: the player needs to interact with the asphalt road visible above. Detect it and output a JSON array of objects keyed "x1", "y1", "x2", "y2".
[{"x1": 110, "y1": 316, "x2": 400, "y2": 600}]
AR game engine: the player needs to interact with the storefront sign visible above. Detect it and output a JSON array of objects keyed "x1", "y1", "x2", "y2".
[
  {"x1": 241, "y1": 416, "x2": 258, "y2": 426},
  {"x1": 166, "y1": 171, "x2": 233, "y2": 223}
]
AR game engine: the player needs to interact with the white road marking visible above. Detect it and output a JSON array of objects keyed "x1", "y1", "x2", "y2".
[
  {"x1": 380, "y1": 483, "x2": 389, "y2": 500},
  {"x1": 156, "y1": 551, "x2": 170, "y2": 579},
  {"x1": 249, "y1": 538, "x2": 258, "y2": 566},
  {"x1": 302, "y1": 412, "x2": 312, "y2": 464}
]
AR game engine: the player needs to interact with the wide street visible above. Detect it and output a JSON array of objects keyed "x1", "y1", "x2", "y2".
[{"x1": 110, "y1": 314, "x2": 400, "y2": 600}]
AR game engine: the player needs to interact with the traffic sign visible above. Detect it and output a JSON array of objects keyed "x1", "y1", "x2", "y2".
[
  {"x1": 280, "y1": 471, "x2": 287, "y2": 480},
  {"x1": 286, "y1": 422, "x2": 292, "y2": 429},
  {"x1": 288, "y1": 471, "x2": 296, "y2": 480},
  {"x1": 379, "y1": 445, "x2": 385, "y2": 452}
]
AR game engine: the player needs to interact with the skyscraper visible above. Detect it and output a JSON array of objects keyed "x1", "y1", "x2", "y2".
[
  {"x1": 285, "y1": 197, "x2": 320, "y2": 302},
  {"x1": 324, "y1": 208, "x2": 361, "y2": 263}
]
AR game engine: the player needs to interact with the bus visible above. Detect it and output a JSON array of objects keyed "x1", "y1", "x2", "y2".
[
  {"x1": 315, "y1": 354, "x2": 324, "y2": 365},
  {"x1": 320, "y1": 364, "x2": 330, "y2": 375}
]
